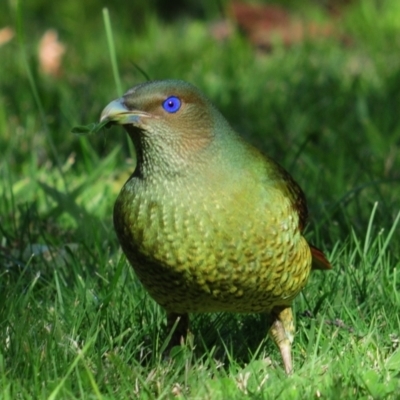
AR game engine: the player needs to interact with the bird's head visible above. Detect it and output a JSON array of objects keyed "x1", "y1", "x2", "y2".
[{"x1": 100, "y1": 80, "x2": 232, "y2": 178}]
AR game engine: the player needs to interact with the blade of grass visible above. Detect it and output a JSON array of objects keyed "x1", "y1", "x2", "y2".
[
  {"x1": 14, "y1": 0, "x2": 69, "y2": 192},
  {"x1": 47, "y1": 333, "x2": 99, "y2": 400},
  {"x1": 364, "y1": 201, "x2": 378, "y2": 256},
  {"x1": 103, "y1": 8, "x2": 123, "y2": 97}
]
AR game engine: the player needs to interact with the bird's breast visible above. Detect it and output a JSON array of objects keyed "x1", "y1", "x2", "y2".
[{"x1": 113, "y1": 176, "x2": 311, "y2": 313}]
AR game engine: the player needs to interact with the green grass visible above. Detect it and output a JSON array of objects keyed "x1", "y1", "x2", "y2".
[{"x1": 1, "y1": 0, "x2": 400, "y2": 398}]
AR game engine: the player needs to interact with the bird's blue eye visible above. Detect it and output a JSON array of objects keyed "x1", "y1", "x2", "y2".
[{"x1": 162, "y1": 96, "x2": 181, "y2": 113}]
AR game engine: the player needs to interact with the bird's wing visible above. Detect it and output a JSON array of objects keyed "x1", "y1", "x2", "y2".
[
  {"x1": 271, "y1": 161, "x2": 309, "y2": 232},
  {"x1": 268, "y1": 160, "x2": 332, "y2": 270}
]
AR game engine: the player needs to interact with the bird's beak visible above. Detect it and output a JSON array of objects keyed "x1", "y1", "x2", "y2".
[{"x1": 100, "y1": 98, "x2": 147, "y2": 125}]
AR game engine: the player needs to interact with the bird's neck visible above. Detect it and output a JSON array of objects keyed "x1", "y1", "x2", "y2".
[{"x1": 128, "y1": 131, "x2": 218, "y2": 182}]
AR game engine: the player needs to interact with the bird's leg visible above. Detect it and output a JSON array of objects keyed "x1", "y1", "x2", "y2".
[
  {"x1": 268, "y1": 306, "x2": 295, "y2": 374},
  {"x1": 166, "y1": 312, "x2": 189, "y2": 350}
]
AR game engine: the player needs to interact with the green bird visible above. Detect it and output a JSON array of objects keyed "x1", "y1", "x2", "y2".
[{"x1": 100, "y1": 79, "x2": 331, "y2": 374}]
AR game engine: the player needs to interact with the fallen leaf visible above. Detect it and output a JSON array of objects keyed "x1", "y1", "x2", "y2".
[{"x1": 38, "y1": 29, "x2": 66, "y2": 77}]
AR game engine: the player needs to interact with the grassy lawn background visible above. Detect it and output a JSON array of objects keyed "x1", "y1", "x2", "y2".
[{"x1": 1, "y1": 0, "x2": 400, "y2": 398}]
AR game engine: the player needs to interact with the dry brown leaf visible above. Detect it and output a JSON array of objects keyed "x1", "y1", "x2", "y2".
[
  {"x1": 230, "y1": 2, "x2": 350, "y2": 51},
  {"x1": 0, "y1": 26, "x2": 14, "y2": 46},
  {"x1": 38, "y1": 29, "x2": 66, "y2": 77}
]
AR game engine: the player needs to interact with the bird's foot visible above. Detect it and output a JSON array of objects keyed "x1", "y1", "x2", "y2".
[{"x1": 268, "y1": 306, "x2": 294, "y2": 374}]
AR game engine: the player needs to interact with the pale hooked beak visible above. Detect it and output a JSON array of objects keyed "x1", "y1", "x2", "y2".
[{"x1": 100, "y1": 98, "x2": 146, "y2": 125}]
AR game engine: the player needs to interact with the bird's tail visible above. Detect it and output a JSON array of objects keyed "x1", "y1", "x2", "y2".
[{"x1": 310, "y1": 245, "x2": 331, "y2": 270}]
